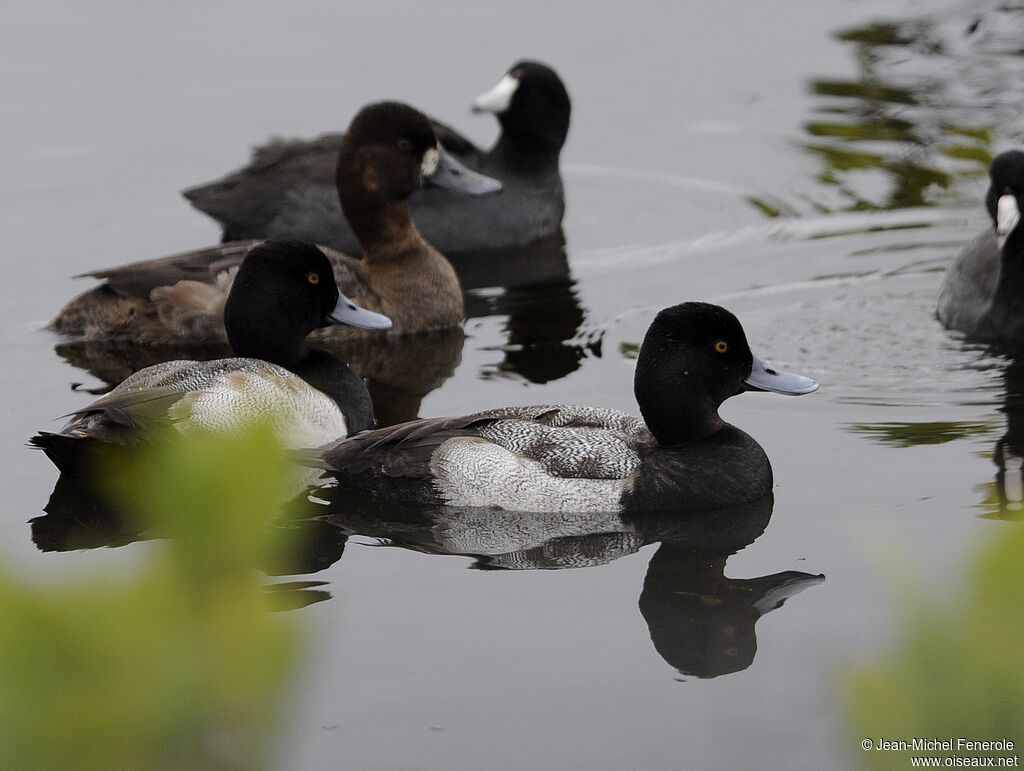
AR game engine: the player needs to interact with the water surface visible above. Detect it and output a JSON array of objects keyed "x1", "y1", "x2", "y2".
[{"x1": 3, "y1": 1, "x2": 1023, "y2": 768}]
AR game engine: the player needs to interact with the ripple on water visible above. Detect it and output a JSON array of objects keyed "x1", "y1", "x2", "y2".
[{"x1": 588, "y1": 208, "x2": 1010, "y2": 411}]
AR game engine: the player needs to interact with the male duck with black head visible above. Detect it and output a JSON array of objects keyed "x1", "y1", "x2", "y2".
[
  {"x1": 317, "y1": 303, "x2": 818, "y2": 513},
  {"x1": 938, "y1": 150, "x2": 1024, "y2": 342},
  {"x1": 181, "y1": 61, "x2": 570, "y2": 255},
  {"x1": 34, "y1": 240, "x2": 391, "y2": 471},
  {"x1": 49, "y1": 102, "x2": 500, "y2": 343}
]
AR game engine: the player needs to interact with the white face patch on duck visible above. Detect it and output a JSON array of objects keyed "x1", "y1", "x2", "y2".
[
  {"x1": 472, "y1": 73, "x2": 520, "y2": 114},
  {"x1": 997, "y1": 194, "x2": 1021, "y2": 250},
  {"x1": 420, "y1": 146, "x2": 441, "y2": 178}
]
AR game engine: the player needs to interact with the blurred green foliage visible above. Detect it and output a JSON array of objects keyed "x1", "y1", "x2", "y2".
[
  {"x1": 0, "y1": 425, "x2": 303, "y2": 770},
  {"x1": 848, "y1": 522, "x2": 1024, "y2": 766}
]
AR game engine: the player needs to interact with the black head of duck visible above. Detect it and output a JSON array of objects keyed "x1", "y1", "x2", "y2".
[
  {"x1": 985, "y1": 150, "x2": 1024, "y2": 255},
  {"x1": 225, "y1": 239, "x2": 390, "y2": 366},
  {"x1": 472, "y1": 60, "x2": 571, "y2": 173},
  {"x1": 633, "y1": 303, "x2": 816, "y2": 444}
]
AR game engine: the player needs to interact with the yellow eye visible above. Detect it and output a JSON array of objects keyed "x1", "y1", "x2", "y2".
[
  {"x1": 714, "y1": 340, "x2": 729, "y2": 353},
  {"x1": 307, "y1": 272, "x2": 320, "y2": 285},
  {"x1": 397, "y1": 138, "x2": 412, "y2": 152}
]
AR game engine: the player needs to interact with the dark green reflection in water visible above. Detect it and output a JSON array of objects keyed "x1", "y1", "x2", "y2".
[
  {"x1": 800, "y1": 5, "x2": 1024, "y2": 213},
  {"x1": 977, "y1": 480, "x2": 1024, "y2": 522},
  {"x1": 850, "y1": 357, "x2": 1024, "y2": 520},
  {"x1": 847, "y1": 421, "x2": 994, "y2": 447},
  {"x1": 979, "y1": 357, "x2": 1024, "y2": 520},
  {"x1": 620, "y1": 341, "x2": 640, "y2": 359}
]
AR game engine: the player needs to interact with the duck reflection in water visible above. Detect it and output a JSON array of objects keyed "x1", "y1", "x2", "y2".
[
  {"x1": 30, "y1": 469, "x2": 345, "y2": 611},
  {"x1": 460, "y1": 231, "x2": 593, "y2": 386},
  {"x1": 317, "y1": 491, "x2": 824, "y2": 679},
  {"x1": 317, "y1": 328, "x2": 464, "y2": 426},
  {"x1": 989, "y1": 357, "x2": 1024, "y2": 519},
  {"x1": 33, "y1": 463, "x2": 822, "y2": 677}
]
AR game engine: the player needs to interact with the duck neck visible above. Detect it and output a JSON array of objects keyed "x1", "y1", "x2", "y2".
[
  {"x1": 290, "y1": 349, "x2": 374, "y2": 434},
  {"x1": 991, "y1": 228, "x2": 1024, "y2": 316},
  {"x1": 489, "y1": 130, "x2": 562, "y2": 175},
  {"x1": 639, "y1": 395, "x2": 725, "y2": 446},
  {"x1": 634, "y1": 363, "x2": 725, "y2": 446},
  {"x1": 225, "y1": 290, "x2": 311, "y2": 368},
  {"x1": 339, "y1": 196, "x2": 464, "y2": 329},
  {"x1": 341, "y1": 197, "x2": 427, "y2": 259},
  {"x1": 645, "y1": 542, "x2": 729, "y2": 591}
]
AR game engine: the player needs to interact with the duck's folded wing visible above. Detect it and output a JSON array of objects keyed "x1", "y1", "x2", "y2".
[
  {"x1": 32, "y1": 361, "x2": 342, "y2": 474},
  {"x1": 29, "y1": 383, "x2": 185, "y2": 474},
  {"x1": 81, "y1": 241, "x2": 258, "y2": 299},
  {"x1": 320, "y1": 406, "x2": 647, "y2": 510},
  {"x1": 50, "y1": 385, "x2": 187, "y2": 444},
  {"x1": 321, "y1": 410, "x2": 519, "y2": 482},
  {"x1": 181, "y1": 133, "x2": 344, "y2": 233},
  {"x1": 430, "y1": 414, "x2": 645, "y2": 512},
  {"x1": 231, "y1": 133, "x2": 344, "y2": 180},
  {"x1": 494, "y1": 405, "x2": 648, "y2": 435},
  {"x1": 265, "y1": 184, "x2": 349, "y2": 251},
  {"x1": 52, "y1": 359, "x2": 226, "y2": 441},
  {"x1": 324, "y1": 406, "x2": 643, "y2": 474},
  {"x1": 53, "y1": 359, "x2": 346, "y2": 448}
]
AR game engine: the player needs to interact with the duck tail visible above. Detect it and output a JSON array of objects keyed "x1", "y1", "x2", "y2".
[
  {"x1": 289, "y1": 447, "x2": 331, "y2": 471},
  {"x1": 28, "y1": 432, "x2": 94, "y2": 476}
]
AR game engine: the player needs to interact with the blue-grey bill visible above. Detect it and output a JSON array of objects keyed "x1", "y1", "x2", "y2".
[
  {"x1": 327, "y1": 292, "x2": 393, "y2": 331},
  {"x1": 752, "y1": 572, "x2": 826, "y2": 615},
  {"x1": 426, "y1": 147, "x2": 502, "y2": 195},
  {"x1": 744, "y1": 355, "x2": 818, "y2": 395}
]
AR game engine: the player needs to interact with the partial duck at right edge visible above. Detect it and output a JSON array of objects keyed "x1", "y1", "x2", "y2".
[{"x1": 938, "y1": 150, "x2": 1024, "y2": 343}]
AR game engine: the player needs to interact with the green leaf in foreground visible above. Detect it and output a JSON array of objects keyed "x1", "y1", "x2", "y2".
[
  {"x1": 847, "y1": 523, "x2": 1024, "y2": 767},
  {"x1": 0, "y1": 425, "x2": 303, "y2": 770}
]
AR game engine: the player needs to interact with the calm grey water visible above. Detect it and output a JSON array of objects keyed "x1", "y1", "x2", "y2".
[{"x1": 4, "y1": 1, "x2": 1024, "y2": 768}]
